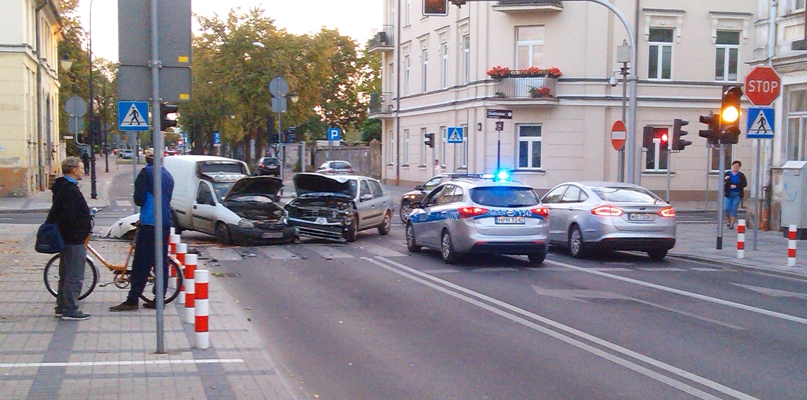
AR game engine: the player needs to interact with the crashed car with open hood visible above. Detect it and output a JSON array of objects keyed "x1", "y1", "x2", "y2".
[
  {"x1": 163, "y1": 155, "x2": 297, "y2": 245},
  {"x1": 284, "y1": 173, "x2": 394, "y2": 242}
]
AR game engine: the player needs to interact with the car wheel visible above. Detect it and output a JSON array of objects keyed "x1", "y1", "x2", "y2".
[
  {"x1": 528, "y1": 252, "x2": 546, "y2": 265},
  {"x1": 647, "y1": 249, "x2": 668, "y2": 260},
  {"x1": 343, "y1": 215, "x2": 358, "y2": 242},
  {"x1": 172, "y1": 212, "x2": 183, "y2": 235},
  {"x1": 568, "y1": 225, "x2": 587, "y2": 259},
  {"x1": 378, "y1": 211, "x2": 392, "y2": 235},
  {"x1": 406, "y1": 223, "x2": 421, "y2": 253},
  {"x1": 215, "y1": 222, "x2": 232, "y2": 245},
  {"x1": 399, "y1": 201, "x2": 412, "y2": 223},
  {"x1": 441, "y1": 230, "x2": 459, "y2": 264}
]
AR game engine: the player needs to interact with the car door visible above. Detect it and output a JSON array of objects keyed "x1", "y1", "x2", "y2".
[
  {"x1": 412, "y1": 185, "x2": 448, "y2": 247},
  {"x1": 368, "y1": 179, "x2": 391, "y2": 221},
  {"x1": 559, "y1": 185, "x2": 588, "y2": 240},
  {"x1": 356, "y1": 179, "x2": 381, "y2": 229},
  {"x1": 192, "y1": 181, "x2": 217, "y2": 234}
]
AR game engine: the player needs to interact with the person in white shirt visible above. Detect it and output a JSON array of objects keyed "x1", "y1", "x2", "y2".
[{"x1": 433, "y1": 159, "x2": 442, "y2": 176}]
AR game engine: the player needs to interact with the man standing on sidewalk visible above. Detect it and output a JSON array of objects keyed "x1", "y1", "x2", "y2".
[
  {"x1": 110, "y1": 152, "x2": 174, "y2": 311},
  {"x1": 52, "y1": 156, "x2": 92, "y2": 320}
]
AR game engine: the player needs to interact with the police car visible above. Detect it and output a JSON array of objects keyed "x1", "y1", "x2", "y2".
[{"x1": 405, "y1": 172, "x2": 549, "y2": 265}]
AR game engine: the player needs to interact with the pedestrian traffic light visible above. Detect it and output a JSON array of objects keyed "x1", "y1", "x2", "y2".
[
  {"x1": 671, "y1": 118, "x2": 691, "y2": 151},
  {"x1": 720, "y1": 86, "x2": 743, "y2": 144},
  {"x1": 643, "y1": 126, "x2": 669, "y2": 150},
  {"x1": 160, "y1": 103, "x2": 179, "y2": 130},
  {"x1": 642, "y1": 126, "x2": 654, "y2": 150},
  {"x1": 425, "y1": 132, "x2": 435, "y2": 148},
  {"x1": 423, "y1": 0, "x2": 448, "y2": 16},
  {"x1": 659, "y1": 130, "x2": 669, "y2": 151},
  {"x1": 699, "y1": 112, "x2": 720, "y2": 144}
]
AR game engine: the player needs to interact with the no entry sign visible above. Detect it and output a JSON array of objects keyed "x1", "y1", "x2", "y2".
[
  {"x1": 611, "y1": 120, "x2": 626, "y2": 151},
  {"x1": 744, "y1": 66, "x2": 781, "y2": 106}
]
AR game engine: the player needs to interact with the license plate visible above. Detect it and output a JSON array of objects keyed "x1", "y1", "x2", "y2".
[
  {"x1": 628, "y1": 213, "x2": 656, "y2": 221},
  {"x1": 495, "y1": 216, "x2": 525, "y2": 224},
  {"x1": 262, "y1": 231, "x2": 283, "y2": 239}
]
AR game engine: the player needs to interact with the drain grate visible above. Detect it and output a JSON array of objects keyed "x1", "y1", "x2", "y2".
[{"x1": 211, "y1": 272, "x2": 240, "y2": 278}]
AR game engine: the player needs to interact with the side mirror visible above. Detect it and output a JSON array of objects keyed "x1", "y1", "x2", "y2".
[
  {"x1": 360, "y1": 194, "x2": 373, "y2": 202},
  {"x1": 91, "y1": 207, "x2": 99, "y2": 216},
  {"x1": 415, "y1": 184, "x2": 423, "y2": 191}
]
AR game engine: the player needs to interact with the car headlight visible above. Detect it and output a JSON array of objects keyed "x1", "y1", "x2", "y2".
[
  {"x1": 405, "y1": 194, "x2": 417, "y2": 200},
  {"x1": 238, "y1": 219, "x2": 255, "y2": 229}
]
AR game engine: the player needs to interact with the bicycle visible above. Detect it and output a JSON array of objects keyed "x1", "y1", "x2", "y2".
[{"x1": 43, "y1": 223, "x2": 184, "y2": 303}]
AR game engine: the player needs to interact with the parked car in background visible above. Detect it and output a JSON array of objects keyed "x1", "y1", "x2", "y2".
[
  {"x1": 257, "y1": 156, "x2": 281, "y2": 176},
  {"x1": 316, "y1": 160, "x2": 354, "y2": 175},
  {"x1": 540, "y1": 181, "x2": 676, "y2": 260},
  {"x1": 285, "y1": 173, "x2": 394, "y2": 242},
  {"x1": 164, "y1": 149, "x2": 179, "y2": 156},
  {"x1": 405, "y1": 176, "x2": 549, "y2": 265},
  {"x1": 399, "y1": 173, "x2": 485, "y2": 222},
  {"x1": 119, "y1": 149, "x2": 133, "y2": 159}
]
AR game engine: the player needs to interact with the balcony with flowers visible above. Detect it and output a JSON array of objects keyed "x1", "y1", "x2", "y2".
[
  {"x1": 492, "y1": 0, "x2": 563, "y2": 14},
  {"x1": 488, "y1": 66, "x2": 561, "y2": 101}
]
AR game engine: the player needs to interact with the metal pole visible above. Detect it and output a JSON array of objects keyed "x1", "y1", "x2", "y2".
[
  {"x1": 618, "y1": 64, "x2": 628, "y2": 182},
  {"x1": 753, "y1": 139, "x2": 762, "y2": 250},
  {"x1": 278, "y1": 108, "x2": 283, "y2": 182},
  {"x1": 132, "y1": 133, "x2": 138, "y2": 213},
  {"x1": 717, "y1": 144, "x2": 726, "y2": 250},
  {"x1": 496, "y1": 125, "x2": 501, "y2": 172},
  {"x1": 103, "y1": 83, "x2": 109, "y2": 173},
  {"x1": 88, "y1": 0, "x2": 97, "y2": 199},
  {"x1": 150, "y1": 0, "x2": 166, "y2": 353},
  {"x1": 666, "y1": 148, "x2": 671, "y2": 202},
  {"x1": 705, "y1": 144, "x2": 710, "y2": 210}
]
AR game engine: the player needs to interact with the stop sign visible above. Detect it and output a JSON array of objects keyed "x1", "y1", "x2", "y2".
[
  {"x1": 610, "y1": 120, "x2": 626, "y2": 151},
  {"x1": 744, "y1": 66, "x2": 781, "y2": 106}
]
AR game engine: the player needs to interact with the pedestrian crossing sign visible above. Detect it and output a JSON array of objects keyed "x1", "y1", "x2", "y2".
[
  {"x1": 118, "y1": 101, "x2": 149, "y2": 131},
  {"x1": 447, "y1": 126, "x2": 463, "y2": 143},
  {"x1": 746, "y1": 107, "x2": 774, "y2": 139}
]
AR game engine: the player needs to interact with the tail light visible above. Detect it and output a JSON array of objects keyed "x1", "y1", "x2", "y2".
[
  {"x1": 458, "y1": 206, "x2": 489, "y2": 218},
  {"x1": 348, "y1": 169, "x2": 354, "y2": 173},
  {"x1": 658, "y1": 207, "x2": 676, "y2": 217},
  {"x1": 530, "y1": 206, "x2": 549, "y2": 218},
  {"x1": 325, "y1": 169, "x2": 334, "y2": 173},
  {"x1": 591, "y1": 205, "x2": 624, "y2": 217}
]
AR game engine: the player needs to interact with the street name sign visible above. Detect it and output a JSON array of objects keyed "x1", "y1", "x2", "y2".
[
  {"x1": 744, "y1": 66, "x2": 781, "y2": 106},
  {"x1": 746, "y1": 107, "x2": 775, "y2": 139},
  {"x1": 486, "y1": 109, "x2": 513, "y2": 119},
  {"x1": 118, "y1": 101, "x2": 149, "y2": 131}
]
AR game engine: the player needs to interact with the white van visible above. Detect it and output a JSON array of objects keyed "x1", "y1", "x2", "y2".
[{"x1": 163, "y1": 155, "x2": 296, "y2": 244}]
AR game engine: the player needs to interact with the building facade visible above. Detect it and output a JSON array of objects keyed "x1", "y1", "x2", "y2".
[
  {"x1": 0, "y1": 0, "x2": 64, "y2": 197},
  {"x1": 370, "y1": 0, "x2": 759, "y2": 205}
]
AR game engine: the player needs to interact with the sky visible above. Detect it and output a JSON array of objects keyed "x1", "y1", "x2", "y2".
[{"x1": 77, "y1": 0, "x2": 383, "y2": 62}]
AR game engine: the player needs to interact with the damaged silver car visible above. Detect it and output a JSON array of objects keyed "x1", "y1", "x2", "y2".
[{"x1": 284, "y1": 173, "x2": 394, "y2": 242}]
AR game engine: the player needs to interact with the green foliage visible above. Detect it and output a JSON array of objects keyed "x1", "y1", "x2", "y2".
[{"x1": 361, "y1": 119, "x2": 382, "y2": 142}]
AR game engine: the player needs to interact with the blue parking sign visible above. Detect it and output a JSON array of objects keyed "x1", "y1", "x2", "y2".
[{"x1": 328, "y1": 127, "x2": 341, "y2": 141}]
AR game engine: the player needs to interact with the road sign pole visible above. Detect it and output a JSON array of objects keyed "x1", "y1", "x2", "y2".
[
  {"x1": 754, "y1": 140, "x2": 761, "y2": 250},
  {"x1": 150, "y1": 0, "x2": 166, "y2": 354}
]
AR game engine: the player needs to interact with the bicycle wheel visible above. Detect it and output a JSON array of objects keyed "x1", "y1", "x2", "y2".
[
  {"x1": 138, "y1": 258, "x2": 184, "y2": 304},
  {"x1": 43, "y1": 254, "x2": 99, "y2": 300}
]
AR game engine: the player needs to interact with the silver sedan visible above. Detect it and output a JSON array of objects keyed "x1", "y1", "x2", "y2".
[{"x1": 540, "y1": 181, "x2": 676, "y2": 260}]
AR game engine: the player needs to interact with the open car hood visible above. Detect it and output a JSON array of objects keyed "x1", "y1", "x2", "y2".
[
  {"x1": 293, "y1": 173, "x2": 353, "y2": 198},
  {"x1": 224, "y1": 176, "x2": 284, "y2": 200}
]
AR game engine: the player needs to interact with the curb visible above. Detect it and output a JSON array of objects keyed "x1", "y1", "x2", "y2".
[{"x1": 668, "y1": 252, "x2": 807, "y2": 279}]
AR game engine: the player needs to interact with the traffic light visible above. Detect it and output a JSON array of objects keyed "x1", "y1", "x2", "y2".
[
  {"x1": 659, "y1": 130, "x2": 669, "y2": 151},
  {"x1": 425, "y1": 132, "x2": 435, "y2": 148},
  {"x1": 699, "y1": 112, "x2": 720, "y2": 144},
  {"x1": 642, "y1": 125, "x2": 668, "y2": 150},
  {"x1": 671, "y1": 118, "x2": 691, "y2": 151},
  {"x1": 423, "y1": 0, "x2": 447, "y2": 16},
  {"x1": 160, "y1": 103, "x2": 179, "y2": 130},
  {"x1": 642, "y1": 126, "x2": 654, "y2": 150},
  {"x1": 720, "y1": 86, "x2": 743, "y2": 144}
]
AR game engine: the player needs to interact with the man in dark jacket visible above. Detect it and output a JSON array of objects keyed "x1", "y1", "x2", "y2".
[
  {"x1": 51, "y1": 156, "x2": 92, "y2": 320},
  {"x1": 723, "y1": 160, "x2": 748, "y2": 229},
  {"x1": 110, "y1": 152, "x2": 174, "y2": 311},
  {"x1": 81, "y1": 151, "x2": 90, "y2": 175}
]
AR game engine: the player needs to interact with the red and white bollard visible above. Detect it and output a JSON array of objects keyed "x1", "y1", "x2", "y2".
[
  {"x1": 737, "y1": 219, "x2": 745, "y2": 259},
  {"x1": 788, "y1": 225, "x2": 797, "y2": 267},
  {"x1": 194, "y1": 269, "x2": 209, "y2": 349},
  {"x1": 173, "y1": 243, "x2": 187, "y2": 289},
  {"x1": 169, "y1": 234, "x2": 180, "y2": 257},
  {"x1": 184, "y1": 253, "x2": 197, "y2": 323}
]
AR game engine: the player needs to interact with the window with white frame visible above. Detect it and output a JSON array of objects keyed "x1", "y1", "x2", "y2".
[
  {"x1": 795, "y1": 0, "x2": 806, "y2": 12},
  {"x1": 516, "y1": 26, "x2": 544, "y2": 69},
  {"x1": 648, "y1": 28, "x2": 673, "y2": 80},
  {"x1": 405, "y1": 0, "x2": 410, "y2": 26},
  {"x1": 388, "y1": 0, "x2": 394, "y2": 24},
  {"x1": 421, "y1": 46, "x2": 428, "y2": 92},
  {"x1": 388, "y1": 62, "x2": 395, "y2": 98},
  {"x1": 421, "y1": 127, "x2": 428, "y2": 165},
  {"x1": 461, "y1": 33, "x2": 470, "y2": 84},
  {"x1": 440, "y1": 39, "x2": 449, "y2": 89},
  {"x1": 715, "y1": 30, "x2": 740, "y2": 82},
  {"x1": 709, "y1": 145, "x2": 734, "y2": 172},
  {"x1": 517, "y1": 125, "x2": 542, "y2": 169},
  {"x1": 786, "y1": 88, "x2": 807, "y2": 161},
  {"x1": 440, "y1": 126, "x2": 447, "y2": 167},
  {"x1": 644, "y1": 127, "x2": 669, "y2": 171},
  {"x1": 404, "y1": 52, "x2": 411, "y2": 96},
  {"x1": 387, "y1": 130, "x2": 395, "y2": 164},
  {"x1": 404, "y1": 129, "x2": 410, "y2": 165}
]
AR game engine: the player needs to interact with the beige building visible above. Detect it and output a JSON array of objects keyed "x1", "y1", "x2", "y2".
[
  {"x1": 0, "y1": 0, "x2": 64, "y2": 197},
  {"x1": 370, "y1": 0, "x2": 760, "y2": 204}
]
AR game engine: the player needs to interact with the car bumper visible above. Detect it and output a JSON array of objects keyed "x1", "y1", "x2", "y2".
[
  {"x1": 468, "y1": 241, "x2": 548, "y2": 255},
  {"x1": 587, "y1": 236, "x2": 676, "y2": 252},
  {"x1": 286, "y1": 218, "x2": 347, "y2": 241},
  {"x1": 452, "y1": 224, "x2": 549, "y2": 255},
  {"x1": 228, "y1": 224, "x2": 297, "y2": 245}
]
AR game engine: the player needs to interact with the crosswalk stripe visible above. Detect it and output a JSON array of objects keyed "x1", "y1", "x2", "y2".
[
  {"x1": 361, "y1": 243, "x2": 407, "y2": 257},
  {"x1": 639, "y1": 267, "x2": 686, "y2": 272},
  {"x1": 311, "y1": 246, "x2": 353, "y2": 259},
  {"x1": 207, "y1": 248, "x2": 242, "y2": 261},
  {"x1": 257, "y1": 246, "x2": 299, "y2": 260}
]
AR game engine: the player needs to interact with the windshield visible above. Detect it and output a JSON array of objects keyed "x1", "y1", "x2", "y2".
[
  {"x1": 591, "y1": 186, "x2": 662, "y2": 203},
  {"x1": 470, "y1": 187, "x2": 539, "y2": 207},
  {"x1": 212, "y1": 182, "x2": 235, "y2": 202}
]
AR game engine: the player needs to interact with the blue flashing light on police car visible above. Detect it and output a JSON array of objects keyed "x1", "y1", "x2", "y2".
[{"x1": 494, "y1": 169, "x2": 511, "y2": 182}]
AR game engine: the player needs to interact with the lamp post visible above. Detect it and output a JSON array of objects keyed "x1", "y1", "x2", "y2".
[{"x1": 87, "y1": 0, "x2": 97, "y2": 199}]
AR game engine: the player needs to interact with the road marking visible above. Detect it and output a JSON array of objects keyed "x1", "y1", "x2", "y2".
[
  {"x1": 361, "y1": 243, "x2": 407, "y2": 257},
  {"x1": 257, "y1": 246, "x2": 299, "y2": 260},
  {"x1": 592, "y1": 267, "x2": 632, "y2": 272},
  {"x1": 366, "y1": 256, "x2": 755, "y2": 400},
  {"x1": 207, "y1": 247, "x2": 242, "y2": 261},
  {"x1": 545, "y1": 259, "x2": 807, "y2": 326},
  {"x1": 639, "y1": 267, "x2": 687, "y2": 272},
  {"x1": 691, "y1": 267, "x2": 722, "y2": 272},
  {"x1": 311, "y1": 246, "x2": 353, "y2": 259},
  {"x1": 114, "y1": 199, "x2": 132, "y2": 207},
  {"x1": 471, "y1": 267, "x2": 520, "y2": 273},
  {"x1": 731, "y1": 283, "x2": 807, "y2": 300},
  {"x1": 0, "y1": 358, "x2": 244, "y2": 369}
]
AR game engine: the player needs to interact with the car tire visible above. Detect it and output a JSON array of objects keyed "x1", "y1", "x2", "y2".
[
  {"x1": 568, "y1": 225, "x2": 587, "y2": 259},
  {"x1": 406, "y1": 223, "x2": 421, "y2": 253},
  {"x1": 528, "y1": 252, "x2": 546, "y2": 265},
  {"x1": 215, "y1": 222, "x2": 232, "y2": 245},
  {"x1": 441, "y1": 230, "x2": 459, "y2": 264},
  {"x1": 647, "y1": 249, "x2": 668, "y2": 260},
  {"x1": 344, "y1": 215, "x2": 358, "y2": 242},
  {"x1": 378, "y1": 211, "x2": 392, "y2": 235},
  {"x1": 172, "y1": 212, "x2": 183, "y2": 235},
  {"x1": 399, "y1": 201, "x2": 412, "y2": 223}
]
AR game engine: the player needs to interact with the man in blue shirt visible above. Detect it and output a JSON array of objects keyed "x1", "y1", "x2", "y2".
[
  {"x1": 723, "y1": 160, "x2": 748, "y2": 230},
  {"x1": 110, "y1": 152, "x2": 174, "y2": 311}
]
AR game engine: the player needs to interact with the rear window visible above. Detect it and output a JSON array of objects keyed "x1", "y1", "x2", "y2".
[
  {"x1": 590, "y1": 186, "x2": 661, "y2": 203},
  {"x1": 199, "y1": 162, "x2": 247, "y2": 175},
  {"x1": 261, "y1": 158, "x2": 279, "y2": 165},
  {"x1": 470, "y1": 187, "x2": 539, "y2": 207},
  {"x1": 334, "y1": 161, "x2": 351, "y2": 169}
]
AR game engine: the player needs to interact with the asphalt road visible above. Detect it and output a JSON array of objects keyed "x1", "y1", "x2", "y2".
[{"x1": 201, "y1": 223, "x2": 806, "y2": 400}]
